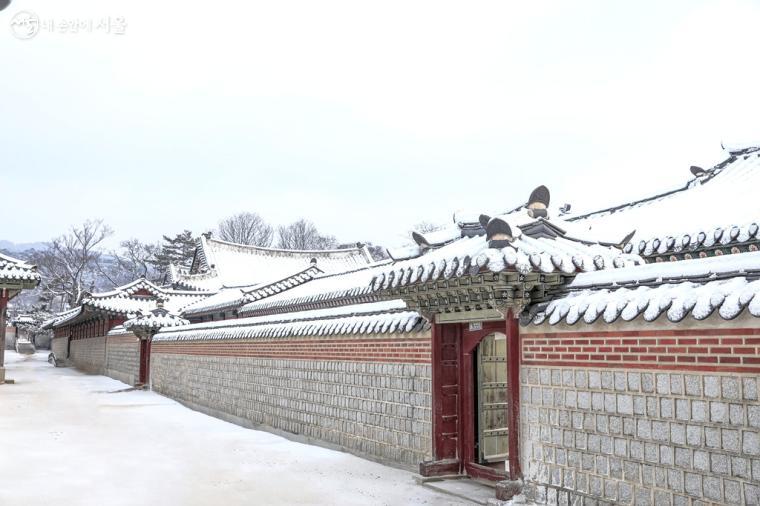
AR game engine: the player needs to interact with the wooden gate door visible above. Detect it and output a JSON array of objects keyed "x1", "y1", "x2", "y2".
[{"x1": 476, "y1": 332, "x2": 509, "y2": 464}]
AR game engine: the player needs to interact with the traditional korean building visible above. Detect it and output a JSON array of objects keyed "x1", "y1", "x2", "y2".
[
  {"x1": 47, "y1": 143, "x2": 760, "y2": 503},
  {"x1": 0, "y1": 253, "x2": 40, "y2": 383},
  {"x1": 44, "y1": 278, "x2": 210, "y2": 385},
  {"x1": 171, "y1": 233, "x2": 376, "y2": 321}
]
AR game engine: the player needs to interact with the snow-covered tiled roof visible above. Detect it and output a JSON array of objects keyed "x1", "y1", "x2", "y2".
[
  {"x1": 371, "y1": 213, "x2": 642, "y2": 292},
  {"x1": 569, "y1": 145, "x2": 760, "y2": 252},
  {"x1": 124, "y1": 308, "x2": 189, "y2": 332},
  {"x1": 239, "y1": 263, "x2": 390, "y2": 317},
  {"x1": 182, "y1": 265, "x2": 324, "y2": 316},
  {"x1": 0, "y1": 252, "x2": 40, "y2": 284},
  {"x1": 48, "y1": 278, "x2": 212, "y2": 328},
  {"x1": 529, "y1": 251, "x2": 760, "y2": 325},
  {"x1": 173, "y1": 235, "x2": 375, "y2": 291},
  {"x1": 154, "y1": 300, "x2": 425, "y2": 342}
]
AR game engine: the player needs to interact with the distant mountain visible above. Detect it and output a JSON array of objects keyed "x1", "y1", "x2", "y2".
[{"x1": 0, "y1": 240, "x2": 47, "y2": 253}]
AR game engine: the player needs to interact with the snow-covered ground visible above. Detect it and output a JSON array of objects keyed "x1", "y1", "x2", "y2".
[{"x1": 0, "y1": 352, "x2": 471, "y2": 506}]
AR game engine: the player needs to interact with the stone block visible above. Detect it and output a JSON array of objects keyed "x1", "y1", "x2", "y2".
[
  {"x1": 743, "y1": 431, "x2": 760, "y2": 456},
  {"x1": 652, "y1": 421, "x2": 669, "y2": 442},
  {"x1": 589, "y1": 371, "x2": 601, "y2": 389},
  {"x1": 623, "y1": 460, "x2": 639, "y2": 481},
  {"x1": 670, "y1": 374, "x2": 684, "y2": 395},
  {"x1": 744, "y1": 483, "x2": 759, "y2": 506},
  {"x1": 630, "y1": 440, "x2": 644, "y2": 460},
  {"x1": 724, "y1": 479, "x2": 741, "y2": 505},
  {"x1": 743, "y1": 378, "x2": 758, "y2": 401},
  {"x1": 684, "y1": 472, "x2": 702, "y2": 497},
  {"x1": 722, "y1": 429, "x2": 741, "y2": 453},
  {"x1": 653, "y1": 490, "x2": 671, "y2": 506},
  {"x1": 691, "y1": 400, "x2": 707, "y2": 422},
  {"x1": 704, "y1": 376, "x2": 720, "y2": 398},
  {"x1": 675, "y1": 447, "x2": 691, "y2": 469},
  {"x1": 656, "y1": 374, "x2": 669, "y2": 395},
  {"x1": 675, "y1": 399, "x2": 689, "y2": 421},
  {"x1": 617, "y1": 394, "x2": 633, "y2": 415},
  {"x1": 731, "y1": 456, "x2": 750, "y2": 479},
  {"x1": 722, "y1": 377, "x2": 740, "y2": 400},
  {"x1": 703, "y1": 476, "x2": 722, "y2": 502},
  {"x1": 634, "y1": 487, "x2": 652, "y2": 506},
  {"x1": 686, "y1": 425, "x2": 702, "y2": 446},
  {"x1": 749, "y1": 405, "x2": 760, "y2": 429},
  {"x1": 641, "y1": 373, "x2": 654, "y2": 393},
  {"x1": 668, "y1": 468, "x2": 684, "y2": 493},
  {"x1": 671, "y1": 423, "x2": 686, "y2": 445},
  {"x1": 711, "y1": 452, "x2": 729, "y2": 475},
  {"x1": 660, "y1": 398, "x2": 673, "y2": 418},
  {"x1": 694, "y1": 450, "x2": 709, "y2": 472},
  {"x1": 684, "y1": 375, "x2": 701, "y2": 396},
  {"x1": 710, "y1": 401, "x2": 729, "y2": 423},
  {"x1": 705, "y1": 427, "x2": 721, "y2": 449}
]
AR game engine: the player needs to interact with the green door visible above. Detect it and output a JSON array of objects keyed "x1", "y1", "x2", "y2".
[{"x1": 476, "y1": 332, "x2": 508, "y2": 464}]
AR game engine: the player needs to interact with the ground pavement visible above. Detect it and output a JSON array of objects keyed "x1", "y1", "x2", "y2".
[{"x1": 0, "y1": 351, "x2": 482, "y2": 506}]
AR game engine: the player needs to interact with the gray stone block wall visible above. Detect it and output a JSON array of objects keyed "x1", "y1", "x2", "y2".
[
  {"x1": 151, "y1": 352, "x2": 432, "y2": 469},
  {"x1": 521, "y1": 367, "x2": 760, "y2": 505},
  {"x1": 69, "y1": 337, "x2": 106, "y2": 374},
  {"x1": 51, "y1": 336, "x2": 68, "y2": 359},
  {"x1": 105, "y1": 335, "x2": 140, "y2": 386}
]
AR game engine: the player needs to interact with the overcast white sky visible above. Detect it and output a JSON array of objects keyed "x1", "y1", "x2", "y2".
[{"x1": 2, "y1": 0, "x2": 759, "y2": 249}]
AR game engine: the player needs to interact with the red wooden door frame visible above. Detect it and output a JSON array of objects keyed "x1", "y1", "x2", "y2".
[
  {"x1": 138, "y1": 338, "x2": 151, "y2": 385},
  {"x1": 427, "y1": 315, "x2": 522, "y2": 482}
]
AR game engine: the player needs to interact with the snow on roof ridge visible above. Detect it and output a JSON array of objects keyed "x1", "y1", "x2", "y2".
[
  {"x1": 205, "y1": 236, "x2": 372, "y2": 258},
  {"x1": 568, "y1": 250, "x2": 760, "y2": 290},
  {"x1": 567, "y1": 144, "x2": 747, "y2": 223}
]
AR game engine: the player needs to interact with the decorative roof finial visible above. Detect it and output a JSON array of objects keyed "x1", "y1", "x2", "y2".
[{"x1": 527, "y1": 185, "x2": 550, "y2": 218}]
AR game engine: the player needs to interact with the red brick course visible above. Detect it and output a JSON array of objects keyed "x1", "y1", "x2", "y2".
[
  {"x1": 152, "y1": 337, "x2": 432, "y2": 364},
  {"x1": 523, "y1": 328, "x2": 760, "y2": 373}
]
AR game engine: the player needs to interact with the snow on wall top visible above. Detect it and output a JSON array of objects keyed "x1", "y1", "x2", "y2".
[
  {"x1": 0, "y1": 252, "x2": 40, "y2": 284},
  {"x1": 154, "y1": 299, "x2": 425, "y2": 342},
  {"x1": 569, "y1": 146, "x2": 760, "y2": 249},
  {"x1": 530, "y1": 251, "x2": 760, "y2": 325},
  {"x1": 173, "y1": 235, "x2": 375, "y2": 291}
]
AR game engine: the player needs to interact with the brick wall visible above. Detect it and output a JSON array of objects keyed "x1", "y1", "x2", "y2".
[
  {"x1": 105, "y1": 333, "x2": 140, "y2": 386},
  {"x1": 520, "y1": 314, "x2": 760, "y2": 505},
  {"x1": 69, "y1": 336, "x2": 106, "y2": 374},
  {"x1": 151, "y1": 332, "x2": 433, "y2": 469}
]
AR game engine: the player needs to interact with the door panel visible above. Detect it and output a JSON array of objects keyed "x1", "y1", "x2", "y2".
[{"x1": 477, "y1": 332, "x2": 508, "y2": 464}]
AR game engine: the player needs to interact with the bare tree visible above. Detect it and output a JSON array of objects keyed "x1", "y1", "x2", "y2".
[
  {"x1": 31, "y1": 220, "x2": 113, "y2": 309},
  {"x1": 410, "y1": 221, "x2": 443, "y2": 234},
  {"x1": 277, "y1": 219, "x2": 337, "y2": 250},
  {"x1": 217, "y1": 212, "x2": 274, "y2": 246},
  {"x1": 100, "y1": 239, "x2": 161, "y2": 287}
]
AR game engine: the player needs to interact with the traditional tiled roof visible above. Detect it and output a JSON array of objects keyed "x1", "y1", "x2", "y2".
[
  {"x1": 48, "y1": 278, "x2": 211, "y2": 328},
  {"x1": 173, "y1": 235, "x2": 375, "y2": 291},
  {"x1": 239, "y1": 263, "x2": 390, "y2": 317},
  {"x1": 568, "y1": 145, "x2": 760, "y2": 260},
  {"x1": 0, "y1": 252, "x2": 40, "y2": 284},
  {"x1": 182, "y1": 265, "x2": 324, "y2": 317},
  {"x1": 528, "y1": 251, "x2": 760, "y2": 325},
  {"x1": 154, "y1": 300, "x2": 425, "y2": 342},
  {"x1": 371, "y1": 212, "x2": 642, "y2": 292},
  {"x1": 124, "y1": 307, "x2": 190, "y2": 331}
]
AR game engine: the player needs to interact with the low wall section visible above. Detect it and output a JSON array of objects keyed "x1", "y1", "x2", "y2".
[
  {"x1": 66, "y1": 333, "x2": 141, "y2": 386},
  {"x1": 51, "y1": 336, "x2": 68, "y2": 359},
  {"x1": 69, "y1": 336, "x2": 106, "y2": 374},
  {"x1": 520, "y1": 314, "x2": 760, "y2": 505},
  {"x1": 151, "y1": 332, "x2": 433, "y2": 469},
  {"x1": 105, "y1": 332, "x2": 140, "y2": 386}
]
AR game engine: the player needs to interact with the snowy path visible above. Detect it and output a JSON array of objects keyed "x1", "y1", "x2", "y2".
[{"x1": 0, "y1": 352, "x2": 471, "y2": 506}]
